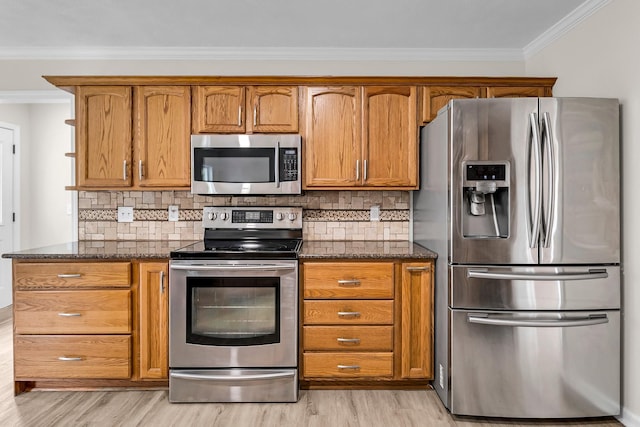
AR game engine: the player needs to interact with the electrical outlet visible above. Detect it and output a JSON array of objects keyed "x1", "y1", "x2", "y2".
[
  {"x1": 370, "y1": 205, "x2": 380, "y2": 221},
  {"x1": 117, "y1": 207, "x2": 134, "y2": 223},
  {"x1": 168, "y1": 205, "x2": 179, "y2": 222}
]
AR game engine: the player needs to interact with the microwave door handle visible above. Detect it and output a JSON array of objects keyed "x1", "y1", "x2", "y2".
[{"x1": 275, "y1": 140, "x2": 280, "y2": 188}]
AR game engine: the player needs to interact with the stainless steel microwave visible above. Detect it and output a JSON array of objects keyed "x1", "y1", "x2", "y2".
[{"x1": 191, "y1": 134, "x2": 302, "y2": 195}]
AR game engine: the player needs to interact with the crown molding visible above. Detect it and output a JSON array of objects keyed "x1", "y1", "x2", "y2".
[
  {"x1": 0, "y1": 46, "x2": 524, "y2": 62},
  {"x1": 524, "y1": 0, "x2": 611, "y2": 59},
  {"x1": 0, "y1": 90, "x2": 72, "y2": 103}
]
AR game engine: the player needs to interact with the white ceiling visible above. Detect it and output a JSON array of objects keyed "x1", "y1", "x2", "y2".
[{"x1": 0, "y1": 0, "x2": 608, "y2": 61}]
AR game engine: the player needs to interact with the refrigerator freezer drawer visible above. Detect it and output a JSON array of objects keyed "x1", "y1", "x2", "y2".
[
  {"x1": 450, "y1": 309, "x2": 620, "y2": 418},
  {"x1": 451, "y1": 265, "x2": 620, "y2": 310}
]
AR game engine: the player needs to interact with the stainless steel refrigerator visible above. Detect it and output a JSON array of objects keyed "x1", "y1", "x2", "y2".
[{"x1": 413, "y1": 97, "x2": 620, "y2": 418}]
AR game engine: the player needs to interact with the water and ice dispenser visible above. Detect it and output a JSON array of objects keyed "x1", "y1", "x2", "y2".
[{"x1": 462, "y1": 161, "x2": 510, "y2": 238}]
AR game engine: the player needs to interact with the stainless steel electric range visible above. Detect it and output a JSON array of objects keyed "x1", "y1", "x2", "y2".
[{"x1": 169, "y1": 206, "x2": 302, "y2": 403}]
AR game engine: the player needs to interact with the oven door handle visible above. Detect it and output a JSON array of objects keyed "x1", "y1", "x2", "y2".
[
  {"x1": 170, "y1": 264, "x2": 295, "y2": 272},
  {"x1": 170, "y1": 371, "x2": 296, "y2": 381}
]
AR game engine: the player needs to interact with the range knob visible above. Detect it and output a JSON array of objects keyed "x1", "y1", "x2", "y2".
[
  {"x1": 207, "y1": 212, "x2": 217, "y2": 221},
  {"x1": 275, "y1": 212, "x2": 285, "y2": 221},
  {"x1": 288, "y1": 213, "x2": 297, "y2": 221},
  {"x1": 220, "y1": 212, "x2": 230, "y2": 221}
]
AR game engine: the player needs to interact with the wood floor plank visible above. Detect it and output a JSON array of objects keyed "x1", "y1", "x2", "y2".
[{"x1": 0, "y1": 309, "x2": 622, "y2": 426}]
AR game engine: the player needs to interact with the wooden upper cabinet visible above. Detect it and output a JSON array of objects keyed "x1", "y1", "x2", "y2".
[
  {"x1": 247, "y1": 86, "x2": 298, "y2": 133},
  {"x1": 192, "y1": 85, "x2": 298, "y2": 133},
  {"x1": 192, "y1": 86, "x2": 245, "y2": 133},
  {"x1": 134, "y1": 86, "x2": 191, "y2": 188},
  {"x1": 303, "y1": 86, "x2": 362, "y2": 188},
  {"x1": 76, "y1": 86, "x2": 132, "y2": 187},
  {"x1": 486, "y1": 86, "x2": 550, "y2": 98},
  {"x1": 421, "y1": 86, "x2": 483, "y2": 123},
  {"x1": 363, "y1": 86, "x2": 418, "y2": 188}
]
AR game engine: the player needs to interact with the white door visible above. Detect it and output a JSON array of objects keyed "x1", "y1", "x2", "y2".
[{"x1": 0, "y1": 125, "x2": 15, "y2": 308}]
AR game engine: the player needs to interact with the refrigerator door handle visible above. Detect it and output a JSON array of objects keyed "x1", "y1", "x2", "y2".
[
  {"x1": 467, "y1": 313, "x2": 608, "y2": 328},
  {"x1": 467, "y1": 268, "x2": 608, "y2": 281},
  {"x1": 528, "y1": 112, "x2": 543, "y2": 249},
  {"x1": 542, "y1": 111, "x2": 555, "y2": 248}
]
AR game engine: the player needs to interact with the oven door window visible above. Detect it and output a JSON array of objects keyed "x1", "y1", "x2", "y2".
[
  {"x1": 186, "y1": 276, "x2": 280, "y2": 346},
  {"x1": 194, "y1": 147, "x2": 275, "y2": 183}
]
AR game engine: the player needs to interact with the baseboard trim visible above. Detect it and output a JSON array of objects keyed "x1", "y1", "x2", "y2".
[{"x1": 0, "y1": 305, "x2": 12, "y2": 323}]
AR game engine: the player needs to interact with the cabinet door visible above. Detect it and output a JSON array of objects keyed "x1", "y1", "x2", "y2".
[
  {"x1": 303, "y1": 87, "x2": 362, "y2": 188},
  {"x1": 247, "y1": 86, "x2": 298, "y2": 133},
  {"x1": 400, "y1": 262, "x2": 433, "y2": 379},
  {"x1": 134, "y1": 86, "x2": 191, "y2": 188},
  {"x1": 421, "y1": 86, "x2": 483, "y2": 123},
  {"x1": 76, "y1": 86, "x2": 132, "y2": 187},
  {"x1": 139, "y1": 262, "x2": 169, "y2": 379},
  {"x1": 486, "y1": 86, "x2": 549, "y2": 98},
  {"x1": 363, "y1": 86, "x2": 418, "y2": 188},
  {"x1": 192, "y1": 86, "x2": 245, "y2": 133}
]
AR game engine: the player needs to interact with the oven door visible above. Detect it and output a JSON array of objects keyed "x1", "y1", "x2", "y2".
[{"x1": 169, "y1": 259, "x2": 298, "y2": 368}]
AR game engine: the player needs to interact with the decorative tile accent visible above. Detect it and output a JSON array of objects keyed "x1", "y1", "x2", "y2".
[{"x1": 78, "y1": 190, "x2": 411, "y2": 241}]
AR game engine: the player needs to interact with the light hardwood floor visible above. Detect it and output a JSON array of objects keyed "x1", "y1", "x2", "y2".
[{"x1": 0, "y1": 312, "x2": 621, "y2": 427}]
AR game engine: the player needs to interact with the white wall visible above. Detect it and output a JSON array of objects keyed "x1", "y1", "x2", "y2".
[
  {"x1": 0, "y1": 59, "x2": 527, "y2": 91},
  {"x1": 0, "y1": 103, "x2": 73, "y2": 249},
  {"x1": 526, "y1": 0, "x2": 640, "y2": 425}
]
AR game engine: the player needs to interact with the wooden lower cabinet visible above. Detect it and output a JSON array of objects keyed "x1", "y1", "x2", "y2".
[
  {"x1": 303, "y1": 352, "x2": 393, "y2": 378},
  {"x1": 400, "y1": 263, "x2": 434, "y2": 379},
  {"x1": 14, "y1": 335, "x2": 131, "y2": 379},
  {"x1": 11, "y1": 258, "x2": 169, "y2": 393},
  {"x1": 138, "y1": 261, "x2": 169, "y2": 380},
  {"x1": 301, "y1": 259, "x2": 434, "y2": 387}
]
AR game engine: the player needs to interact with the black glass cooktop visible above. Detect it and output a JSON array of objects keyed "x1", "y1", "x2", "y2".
[{"x1": 170, "y1": 239, "x2": 302, "y2": 260}]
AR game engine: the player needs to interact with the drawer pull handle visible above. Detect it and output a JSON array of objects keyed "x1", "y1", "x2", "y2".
[
  {"x1": 337, "y1": 365, "x2": 360, "y2": 370},
  {"x1": 337, "y1": 280, "x2": 361, "y2": 287},
  {"x1": 337, "y1": 338, "x2": 361, "y2": 344},
  {"x1": 58, "y1": 312, "x2": 81, "y2": 317},
  {"x1": 57, "y1": 274, "x2": 82, "y2": 278},
  {"x1": 338, "y1": 311, "x2": 361, "y2": 318},
  {"x1": 58, "y1": 356, "x2": 83, "y2": 362},
  {"x1": 406, "y1": 266, "x2": 430, "y2": 272}
]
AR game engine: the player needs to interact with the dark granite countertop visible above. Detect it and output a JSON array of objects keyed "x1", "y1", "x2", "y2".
[
  {"x1": 1, "y1": 240, "x2": 198, "y2": 260},
  {"x1": 299, "y1": 240, "x2": 437, "y2": 260},
  {"x1": 2, "y1": 240, "x2": 437, "y2": 261}
]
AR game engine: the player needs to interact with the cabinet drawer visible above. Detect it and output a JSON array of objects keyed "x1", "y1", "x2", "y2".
[
  {"x1": 14, "y1": 290, "x2": 131, "y2": 334},
  {"x1": 303, "y1": 326, "x2": 393, "y2": 351},
  {"x1": 304, "y1": 300, "x2": 393, "y2": 324},
  {"x1": 14, "y1": 335, "x2": 131, "y2": 379},
  {"x1": 303, "y1": 352, "x2": 393, "y2": 378},
  {"x1": 14, "y1": 262, "x2": 131, "y2": 289},
  {"x1": 303, "y1": 262, "x2": 394, "y2": 299}
]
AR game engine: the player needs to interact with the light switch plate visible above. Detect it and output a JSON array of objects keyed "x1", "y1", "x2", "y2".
[
  {"x1": 168, "y1": 205, "x2": 179, "y2": 222},
  {"x1": 117, "y1": 207, "x2": 134, "y2": 223}
]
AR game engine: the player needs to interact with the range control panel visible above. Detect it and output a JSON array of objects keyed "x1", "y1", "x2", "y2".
[{"x1": 203, "y1": 206, "x2": 303, "y2": 229}]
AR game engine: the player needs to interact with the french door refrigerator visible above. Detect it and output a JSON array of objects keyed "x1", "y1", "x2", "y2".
[{"x1": 413, "y1": 97, "x2": 620, "y2": 418}]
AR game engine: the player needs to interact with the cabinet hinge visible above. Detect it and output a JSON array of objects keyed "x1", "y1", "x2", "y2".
[
  {"x1": 12, "y1": 144, "x2": 16, "y2": 154},
  {"x1": 12, "y1": 212, "x2": 16, "y2": 222}
]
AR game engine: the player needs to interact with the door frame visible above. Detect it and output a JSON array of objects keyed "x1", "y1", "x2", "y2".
[
  {"x1": 0, "y1": 121, "x2": 20, "y2": 251},
  {"x1": 0, "y1": 90, "x2": 75, "y2": 244}
]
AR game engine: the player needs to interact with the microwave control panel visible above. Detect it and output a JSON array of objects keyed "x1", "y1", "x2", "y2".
[{"x1": 279, "y1": 148, "x2": 298, "y2": 182}]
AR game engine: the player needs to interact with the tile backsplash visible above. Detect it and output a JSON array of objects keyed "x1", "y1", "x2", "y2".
[{"x1": 78, "y1": 191, "x2": 410, "y2": 241}]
